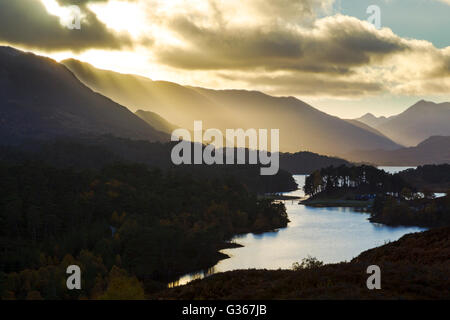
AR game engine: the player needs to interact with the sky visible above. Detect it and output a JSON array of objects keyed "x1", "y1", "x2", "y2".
[{"x1": 0, "y1": 0, "x2": 449, "y2": 118}]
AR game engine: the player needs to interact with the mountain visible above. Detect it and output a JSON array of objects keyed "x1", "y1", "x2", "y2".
[
  {"x1": 357, "y1": 100, "x2": 450, "y2": 146},
  {"x1": 347, "y1": 136, "x2": 450, "y2": 166},
  {"x1": 377, "y1": 100, "x2": 450, "y2": 146},
  {"x1": 62, "y1": 58, "x2": 401, "y2": 157},
  {"x1": 135, "y1": 110, "x2": 178, "y2": 134},
  {"x1": 355, "y1": 113, "x2": 388, "y2": 128},
  {"x1": 344, "y1": 119, "x2": 389, "y2": 139},
  {"x1": 0, "y1": 46, "x2": 168, "y2": 145}
]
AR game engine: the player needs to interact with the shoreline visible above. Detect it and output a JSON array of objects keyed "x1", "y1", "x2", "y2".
[
  {"x1": 167, "y1": 221, "x2": 289, "y2": 287},
  {"x1": 157, "y1": 227, "x2": 450, "y2": 300}
]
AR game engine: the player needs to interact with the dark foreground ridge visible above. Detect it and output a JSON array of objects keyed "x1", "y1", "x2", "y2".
[{"x1": 156, "y1": 227, "x2": 450, "y2": 299}]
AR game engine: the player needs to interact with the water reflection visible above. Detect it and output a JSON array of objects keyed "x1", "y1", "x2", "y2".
[
  {"x1": 168, "y1": 268, "x2": 216, "y2": 287},
  {"x1": 168, "y1": 172, "x2": 426, "y2": 287},
  {"x1": 378, "y1": 166, "x2": 416, "y2": 174}
]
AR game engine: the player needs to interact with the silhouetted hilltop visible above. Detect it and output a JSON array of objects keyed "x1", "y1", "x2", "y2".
[{"x1": 355, "y1": 112, "x2": 388, "y2": 128}]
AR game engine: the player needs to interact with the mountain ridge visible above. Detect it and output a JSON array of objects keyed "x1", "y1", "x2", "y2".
[
  {"x1": 0, "y1": 46, "x2": 168, "y2": 145},
  {"x1": 347, "y1": 135, "x2": 450, "y2": 166},
  {"x1": 355, "y1": 112, "x2": 389, "y2": 128},
  {"x1": 356, "y1": 100, "x2": 450, "y2": 146},
  {"x1": 62, "y1": 58, "x2": 401, "y2": 157}
]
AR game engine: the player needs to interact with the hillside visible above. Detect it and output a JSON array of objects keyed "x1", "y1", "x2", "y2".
[
  {"x1": 347, "y1": 136, "x2": 450, "y2": 165},
  {"x1": 279, "y1": 152, "x2": 350, "y2": 174},
  {"x1": 344, "y1": 119, "x2": 390, "y2": 139},
  {"x1": 135, "y1": 110, "x2": 178, "y2": 134},
  {"x1": 0, "y1": 137, "x2": 299, "y2": 195},
  {"x1": 0, "y1": 47, "x2": 168, "y2": 145},
  {"x1": 62, "y1": 58, "x2": 401, "y2": 156}
]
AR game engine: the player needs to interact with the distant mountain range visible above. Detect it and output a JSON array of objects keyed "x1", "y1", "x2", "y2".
[
  {"x1": 0, "y1": 46, "x2": 351, "y2": 175},
  {"x1": 0, "y1": 46, "x2": 168, "y2": 145},
  {"x1": 347, "y1": 136, "x2": 450, "y2": 166},
  {"x1": 355, "y1": 113, "x2": 389, "y2": 128},
  {"x1": 62, "y1": 58, "x2": 401, "y2": 157},
  {"x1": 356, "y1": 100, "x2": 450, "y2": 146},
  {"x1": 2, "y1": 46, "x2": 448, "y2": 167}
]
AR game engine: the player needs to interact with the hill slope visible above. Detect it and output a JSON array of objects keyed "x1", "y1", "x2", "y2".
[
  {"x1": 347, "y1": 136, "x2": 450, "y2": 165},
  {"x1": 62, "y1": 58, "x2": 401, "y2": 156},
  {"x1": 0, "y1": 47, "x2": 168, "y2": 145},
  {"x1": 345, "y1": 119, "x2": 390, "y2": 139},
  {"x1": 135, "y1": 110, "x2": 178, "y2": 134},
  {"x1": 279, "y1": 152, "x2": 350, "y2": 174}
]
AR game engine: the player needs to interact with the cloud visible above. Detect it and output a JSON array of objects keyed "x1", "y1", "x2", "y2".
[
  {"x1": 155, "y1": 14, "x2": 408, "y2": 73},
  {"x1": 0, "y1": 0, "x2": 131, "y2": 51},
  {"x1": 437, "y1": 0, "x2": 450, "y2": 5},
  {"x1": 143, "y1": 0, "x2": 449, "y2": 97},
  {"x1": 0, "y1": 0, "x2": 448, "y2": 98}
]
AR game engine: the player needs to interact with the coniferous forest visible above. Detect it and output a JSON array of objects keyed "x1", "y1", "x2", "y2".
[{"x1": 0, "y1": 161, "x2": 288, "y2": 299}]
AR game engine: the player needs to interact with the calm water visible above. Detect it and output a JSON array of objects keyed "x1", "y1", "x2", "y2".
[
  {"x1": 169, "y1": 169, "x2": 426, "y2": 287},
  {"x1": 378, "y1": 166, "x2": 416, "y2": 174}
]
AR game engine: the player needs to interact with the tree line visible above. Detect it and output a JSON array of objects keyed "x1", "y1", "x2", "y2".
[{"x1": 304, "y1": 165, "x2": 409, "y2": 197}]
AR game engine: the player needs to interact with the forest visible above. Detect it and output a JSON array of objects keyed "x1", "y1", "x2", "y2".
[
  {"x1": 0, "y1": 161, "x2": 288, "y2": 299},
  {"x1": 0, "y1": 137, "x2": 298, "y2": 194},
  {"x1": 370, "y1": 193, "x2": 450, "y2": 227},
  {"x1": 398, "y1": 164, "x2": 450, "y2": 192},
  {"x1": 303, "y1": 165, "x2": 409, "y2": 197}
]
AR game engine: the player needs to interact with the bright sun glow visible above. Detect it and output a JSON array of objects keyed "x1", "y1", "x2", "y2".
[
  {"x1": 40, "y1": 0, "x2": 85, "y2": 27},
  {"x1": 88, "y1": 1, "x2": 148, "y2": 38}
]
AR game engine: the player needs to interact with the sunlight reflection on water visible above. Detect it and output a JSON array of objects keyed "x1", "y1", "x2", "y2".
[{"x1": 169, "y1": 169, "x2": 426, "y2": 287}]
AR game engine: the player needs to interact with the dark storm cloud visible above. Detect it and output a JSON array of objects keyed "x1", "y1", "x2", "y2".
[
  {"x1": 155, "y1": 15, "x2": 408, "y2": 74},
  {"x1": 0, "y1": 0, "x2": 131, "y2": 51}
]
